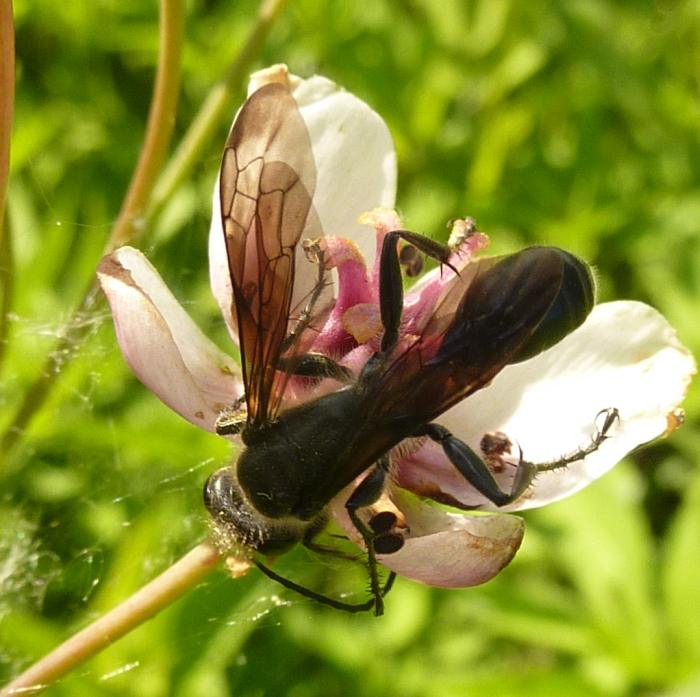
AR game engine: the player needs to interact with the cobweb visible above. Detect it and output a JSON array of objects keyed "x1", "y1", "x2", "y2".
[{"x1": 0, "y1": 215, "x2": 376, "y2": 691}]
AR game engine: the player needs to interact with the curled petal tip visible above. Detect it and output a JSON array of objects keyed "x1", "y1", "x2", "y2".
[
  {"x1": 98, "y1": 246, "x2": 242, "y2": 432},
  {"x1": 376, "y1": 514, "x2": 524, "y2": 588},
  {"x1": 331, "y1": 488, "x2": 524, "y2": 588}
]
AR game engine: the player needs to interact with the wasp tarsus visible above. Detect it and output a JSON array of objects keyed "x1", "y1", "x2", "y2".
[
  {"x1": 521, "y1": 407, "x2": 620, "y2": 475},
  {"x1": 215, "y1": 395, "x2": 248, "y2": 436}
]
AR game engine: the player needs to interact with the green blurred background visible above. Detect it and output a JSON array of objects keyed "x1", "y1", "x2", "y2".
[{"x1": 2, "y1": 1, "x2": 700, "y2": 695}]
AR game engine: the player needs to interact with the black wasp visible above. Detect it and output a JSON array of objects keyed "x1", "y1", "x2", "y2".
[{"x1": 204, "y1": 81, "x2": 615, "y2": 615}]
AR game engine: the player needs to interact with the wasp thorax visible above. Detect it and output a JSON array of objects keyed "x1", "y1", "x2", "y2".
[{"x1": 203, "y1": 465, "x2": 308, "y2": 554}]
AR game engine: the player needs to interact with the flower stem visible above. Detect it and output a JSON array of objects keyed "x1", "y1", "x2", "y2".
[
  {"x1": 0, "y1": 542, "x2": 225, "y2": 696},
  {"x1": 145, "y1": 0, "x2": 290, "y2": 224},
  {"x1": 107, "y1": 0, "x2": 185, "y2": 253},
  {"x1": 0, "y1": 0, "x2": 15, "y2": 371}
]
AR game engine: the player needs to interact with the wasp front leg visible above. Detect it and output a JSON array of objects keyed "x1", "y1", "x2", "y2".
[
  {"x1": 280, "y1": 238, "x2": 331, "y2": 355},
  {"x1": 378, "y1": 230, "x2": 458, "y2": 353}
]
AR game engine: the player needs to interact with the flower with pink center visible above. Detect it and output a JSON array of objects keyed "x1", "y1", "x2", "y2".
[{"x1": 98, "y1": 65, "x2": 695, "y2": 590}]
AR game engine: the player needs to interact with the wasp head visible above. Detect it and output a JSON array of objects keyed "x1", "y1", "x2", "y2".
[{"x1": 203, "y1": 465, "x2": 316, "y2": 554}]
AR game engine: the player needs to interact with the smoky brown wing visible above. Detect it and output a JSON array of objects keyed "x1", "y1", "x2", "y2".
[
  {"x1": 220, "y1": 82, "x2": 321, "y2": 425},
  {"x1": 373, "y1": 247, "x2": 567, "y2": 425}
]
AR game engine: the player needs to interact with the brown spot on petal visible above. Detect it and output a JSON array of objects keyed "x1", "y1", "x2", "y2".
[
  {"x1": 469, "y1": 529, "x2": 524, "y2": 571},
  {"x1": 399, "y1": 243, "x2": 424, "y2": 277},
  {"x1": 97, "y1": 254, "x2": 135, "y2": 287},
  {"x1": 194, "y1": 410, "x2": 205, "y2": 420},
  {"x1": 664, "y1": 408, "x2": 686, "y2": 436}
]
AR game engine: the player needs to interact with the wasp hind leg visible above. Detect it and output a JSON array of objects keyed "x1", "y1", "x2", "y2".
[
  {"x1": 518, "y1": 408, "x2": 620, "y2": 476},
  {"x1": 418, "y1": 408, "x2": 619, "y2": 506}
]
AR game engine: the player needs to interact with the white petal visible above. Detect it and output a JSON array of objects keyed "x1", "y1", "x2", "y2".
[
  {"x1": 292, "y1": 75, "x2": 396, "y2": 265},
  {"x1": 208, "y1": 69, "x2": 397, "y2": 336},
  {"x1": 397, "y1": 301, "x2": 695, "y2": 511},
  {"x1": 331, "y1": 489, "x2": 523, "y2": 588},
  {"x1": 208, "y1": 177, "x2": 236, "y2": 341},
  {"x1": 98, "y1": 247, "x2": 242, "y2": 431}
]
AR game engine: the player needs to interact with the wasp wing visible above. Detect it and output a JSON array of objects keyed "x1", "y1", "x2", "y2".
[
  {"x1": 373, "y1": 246, "x2": 593, "y2": 426},
  {"x1": 220, "y1": 82, "x2": 327, "y2": 425}
]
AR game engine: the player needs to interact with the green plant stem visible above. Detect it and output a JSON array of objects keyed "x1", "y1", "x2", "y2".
[
  {"x1": 0, "y1": 0, "x2": 15, "y2": 370},
  {"x1": 0, "y1": 542, "x2": 225, "y2": 696},
  {"x1": 0, "y1": 0, "x2": 185, "y2": 464}
]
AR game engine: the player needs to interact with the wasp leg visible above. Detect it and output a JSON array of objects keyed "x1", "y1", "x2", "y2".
[
  {"x1": 277, "y1": 352, "x2": 353, "y2": 382},
  {"x1": 378, "y1": 230, "x2": 458, "y2": 353},
  {"x1": 258, "y1": 503, "x2": 397, "y2": 613},
  {"x1": 417, "y1": 423, "x2": 518, "y2": 506},
  {"x1": 345, "y1": 459, "x2": 396, "y2": 616},
  {"x1": 280, "y1": 240, "x2": 331, "y2": 355},
  {"x1": 215, "y1": 395, "x2": 247, "y2": 436},
  {"x1": 519, "y1": 407, "x2": 620, "y2": 473},
  {"x1": 302, "y1": 517, "x2": 360, "y2": 561},
  {"x1": 418, "y1": 408, "x2": 619, "y2": 506},
  {"x1": 254, "y1": 559, "x2": 395, "y2": 614}
]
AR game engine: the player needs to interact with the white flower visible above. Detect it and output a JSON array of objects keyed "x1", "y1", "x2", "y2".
[{"x1": 98, "y1": 65, "x2": 695, "y2": 590}]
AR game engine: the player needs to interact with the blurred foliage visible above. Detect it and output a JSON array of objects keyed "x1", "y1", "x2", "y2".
[{"x1": 1, "y1": 0, "x2": 699, "y2": 695}]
